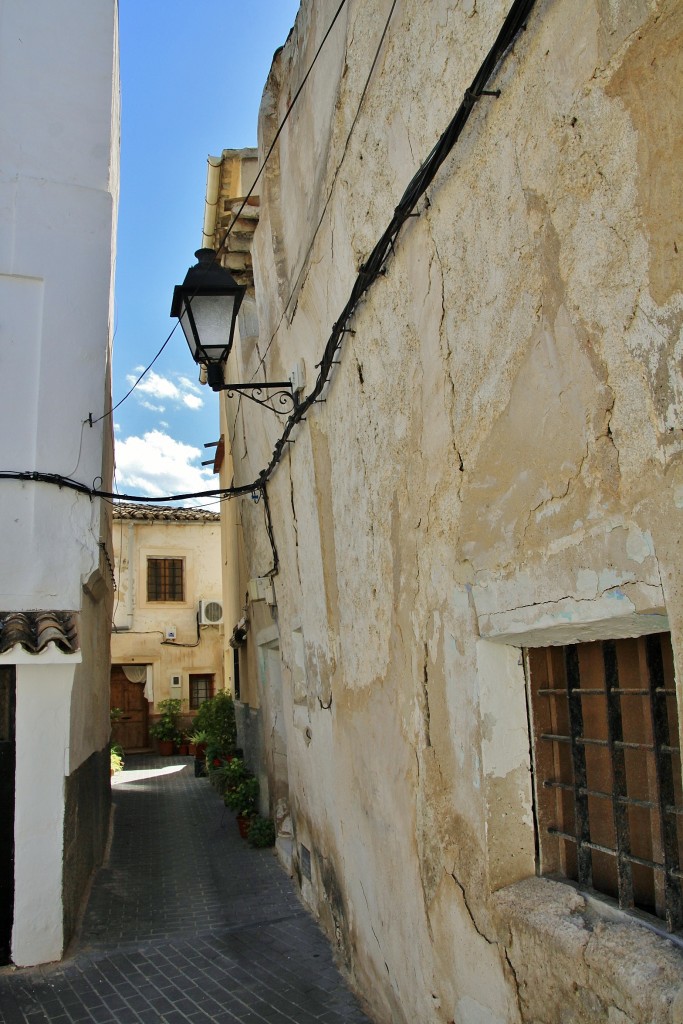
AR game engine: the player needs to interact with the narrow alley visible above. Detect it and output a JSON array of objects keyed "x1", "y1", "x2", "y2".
[{"x1": 0, "y1": 757, "x2": 373, "y2": 1024}]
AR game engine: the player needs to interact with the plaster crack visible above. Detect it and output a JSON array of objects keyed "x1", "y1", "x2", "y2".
[
  {"x1": 503, "y1": 950, "x2": 524, "y2": 1023},
  {"x1": 359, "y1": 879, "x2": 384, "y2": 957},
  {"x1": 422, "y1": 641, "x2": 432, "y2": 748},
  {"x1": 431, "y1": 234, "x2": 464, "y2": 482},
  {"x1": 523, "y1": 443, "x2": 590, "y2": 548},
  {"x1": 602, "y1": 385, "x2": 621, "y2": 474},
  {"x1": 450, "y1": 871, "x2": 492, "y2": 945},
  {"x1": 451, "y1": 870, "x2": 524, "y2": 1023}
]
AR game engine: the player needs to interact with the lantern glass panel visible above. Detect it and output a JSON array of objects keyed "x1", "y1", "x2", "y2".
[
  {"x1": 187, "y1": 293, "x2": 237, "y2": 362},
  {"x1": 178, "y1": 303, "x2": 199, "y2": 360}
]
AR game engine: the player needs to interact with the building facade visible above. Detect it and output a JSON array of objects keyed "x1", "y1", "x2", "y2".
[
  {"x1": 201, "y1": 1, "x2": 683, "y2": 1021},
  {"x1": 0, "y1": 0, "x2": 119, "y2": 967},
  {"x1": 111, "y1": 504, "x2": 224, "y2": 747}
]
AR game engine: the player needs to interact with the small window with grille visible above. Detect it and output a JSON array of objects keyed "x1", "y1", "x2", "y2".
[
  {"x1": 147, "y1": 558, "x2": 184, "y2": 602},
  {"x1": 526, "y1": 633, "x2": 683, "y2": 931},
  {"x1": 189, "y1": 674, "x2": 214, "y2": 710}
]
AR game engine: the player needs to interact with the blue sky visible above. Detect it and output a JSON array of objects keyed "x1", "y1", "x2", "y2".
[{"x1": 113, "y1": 0, "x2": 300, "y2": 500}]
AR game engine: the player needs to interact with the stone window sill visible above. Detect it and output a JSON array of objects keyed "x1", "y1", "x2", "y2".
[{"x1": 490, "y1": 877, "x2": 683, "y2": 1023}]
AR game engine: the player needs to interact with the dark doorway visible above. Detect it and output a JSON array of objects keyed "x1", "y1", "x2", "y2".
[
  {"x1": 110, "y1": 666, "x2": 149, "y2": 751},
  {"x1": 0, "y1": 666, "x2": 16, "y2": 965}
]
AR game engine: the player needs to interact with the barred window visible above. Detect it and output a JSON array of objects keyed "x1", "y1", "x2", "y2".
[
  {"x1": 189, "y1": 674, "x2": 214, "y2": 710},
  {"x1": 146, "y1": 558, "x2": 184, "y2": 602},
  {"x1": 527, "y1": 633, "x2": 683, "y2": 931}
]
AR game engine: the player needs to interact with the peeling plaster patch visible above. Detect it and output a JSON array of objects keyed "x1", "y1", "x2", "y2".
[
  {"x1": 427, "y1": 611, "x2": 441, "y2": 664},
  {"x1": 674, "y1": 484, "x2": 683, "y2": 509},
  {"x1": 598, "y1": 567, "x2": 633, "y2": 591},
  {"x1": 625, "y1": 525, "x2": 654, "y2": 563},
  {"x1": 576, "y1": 568, "x2": 599, "y2": 599},
  {"x1": 455, "y1": 996, "x2": 507, "y2": 1024}
]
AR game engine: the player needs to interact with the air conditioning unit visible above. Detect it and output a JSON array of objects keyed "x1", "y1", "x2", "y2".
[
  {"x1": 170, "y1": 674, "x2": 181, "y2": 688},
  {"x1": 198, "y1": 598, "x2": 223, "y2": 626}
]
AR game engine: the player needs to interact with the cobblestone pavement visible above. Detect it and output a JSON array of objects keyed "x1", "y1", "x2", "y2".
[{"x1": 0, "y1": 756, "x2": 373, "y2": 1024}]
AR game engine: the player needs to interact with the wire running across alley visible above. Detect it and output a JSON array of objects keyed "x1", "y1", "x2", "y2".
[{"x1": 1, "y1": 0, "x2": 536, "y2": 506}]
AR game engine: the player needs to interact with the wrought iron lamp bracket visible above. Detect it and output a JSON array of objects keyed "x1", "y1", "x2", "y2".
[{"x1": 219, "y1": 381, "x2": 297, "y2": 416}]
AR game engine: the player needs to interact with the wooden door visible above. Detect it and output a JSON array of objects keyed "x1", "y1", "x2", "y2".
[
  {"x1": 0, "y1": 667, "x2": 15, "y2": 965},
  {"x1": 110, "y1": 666, "x2": 149, "y2": 751}
]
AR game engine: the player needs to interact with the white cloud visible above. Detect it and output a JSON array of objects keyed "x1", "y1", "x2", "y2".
[
  {"x1": 115, "y1": 429, "x2": 216, "y2": 500},
  {"x1": 125, "y1": 369, "x2": 205, "y2": 412}
]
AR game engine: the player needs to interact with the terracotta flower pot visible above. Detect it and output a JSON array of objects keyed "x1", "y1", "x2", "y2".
[
  {"x1": 178, "y1": 743, "x2": 189, "y2": 755},
  {"x1": 158, "y1": 740, "x2": 174, "y2": 756},
  {"x1": 237, "y1": 814, "x2": 252, "y2": 839}
]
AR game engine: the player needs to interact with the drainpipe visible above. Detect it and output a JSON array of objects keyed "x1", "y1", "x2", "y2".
[
  {"x1": 126, "y1": 522, "x2": 134, "y2": 629},
  {"x1": 202, "y1": 155, "x2": 222, "y2": 250}
]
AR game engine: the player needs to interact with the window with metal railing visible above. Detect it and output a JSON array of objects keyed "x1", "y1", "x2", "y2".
[
  {"x1": 146, "y1": 557, "x2": 184, "y2": 602},
  {"x1": 526, "y1": 633, "x2": 683, "y2": 931},
  {"x1": 189, "y1": 674, "x2": 214, "y2": 710}
]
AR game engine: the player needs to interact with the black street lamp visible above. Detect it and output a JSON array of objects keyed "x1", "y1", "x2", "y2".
[
  {"x1": 170, "y1": 248, "x2": 245, "y2": 390},
  {"x1": 171, "y1": 248, "x2": 296, "y2": 414}
]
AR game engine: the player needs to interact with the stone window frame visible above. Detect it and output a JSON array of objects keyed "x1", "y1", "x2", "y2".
[
  {"x1": 146, "y1": 556, "x2": 185, "y2": 602},
  {"x1": 476, "y1": 601, "x2": 683, "y2": 950},
  {"x1": 526, "y1": 633, "x2": 682, "y2": 930}
]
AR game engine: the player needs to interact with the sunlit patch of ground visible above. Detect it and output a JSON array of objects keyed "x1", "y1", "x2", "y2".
[{"x1": 112, "y1": 763, "x2": 187, "y2": 785}]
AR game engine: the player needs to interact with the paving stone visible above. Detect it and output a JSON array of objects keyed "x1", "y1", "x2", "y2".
[{"x1": 0, "y1": 756, "x2": 373, "y2": 1023}]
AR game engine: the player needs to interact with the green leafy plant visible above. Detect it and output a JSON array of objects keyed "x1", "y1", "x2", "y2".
[
  {"x1": 212, "y1": 756, "x2": 247, "y2": 795},
  {"x1": 224, "y1": 774, "x2": 259, "y2": 815},
  {"x1": 247, "y1": 815, "x2": 276, "y2": 848},
  {"x1": 150, "y1": 698, "x2": 183, "y2": 743},
  {"x1": 193, "y1": 691, "x2": 236, "y2": 755},
  {"x1": 110, "y1": 743, "x2": 124, "y2": 774}
]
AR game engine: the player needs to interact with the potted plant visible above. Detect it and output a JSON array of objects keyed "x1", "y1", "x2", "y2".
[
  {"x1": 150, "y1": 698, "x2": 182, "y2": 755},
  {"x1": 193, "y1": 691, "x2": 237, "y2": 762},
  {"x1": 189, "y1": 729, "x2": 209, "y2": 775},
  {"x1": 213, "y1": 756, "x2": 246, "y2": 797},
  {"x1": 247, "y1": 815, "x2": 276, "y2": 848},
  {"x1": 224, "y1": 773, "x2": 259, "y2": 837},
  {"x1": 110, "y1": 743, "x2": 125, "y2": 776}
]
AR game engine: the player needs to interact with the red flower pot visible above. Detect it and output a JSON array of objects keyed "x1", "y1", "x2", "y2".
[
  {"x1": 237, "y1": 814, "x2": 251, "y2": 839},
  {"x1": 158, "y1": 740, "x2": 174, "y2": 756}
]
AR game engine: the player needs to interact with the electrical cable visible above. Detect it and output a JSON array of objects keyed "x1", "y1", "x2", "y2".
[
  {"x1": 2, "y1": 0, "x2": 536, "y2": 509},
  {"x1": 92, "y1": 0, "x2": 350, "y2": 426},
  {"x1": 90, "y1": 324, "x2": 177, "y2": 426},
  {"x1": 213, "y1": 0, "x2": 350, "y2": 262},
  {"x1": 263, "y1": 0, "x2": 399, "y2": 352},
  {"x1": 247, "y1": 0, "x2": 537, "y2": 490}
]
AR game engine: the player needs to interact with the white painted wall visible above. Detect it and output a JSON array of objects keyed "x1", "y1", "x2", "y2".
[
  {"x1": 10, "y1": 657, "x2": 78, "y2": 966},
  {"x1": 0, "y1": 0, "x2": 119, "y2": 609},
  {"x1": 0, "y1": 0, "x2": 119, "y2": 967}
]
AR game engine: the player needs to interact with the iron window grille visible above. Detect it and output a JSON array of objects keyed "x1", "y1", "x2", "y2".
[
  {"x1": 526, "y1": 633, "x2": 683, "y2": 931},
  {"x1": 147, "y1": 558, "x2": 184, "y2": 602},
  {"x1": 189, "y1": 674, "x2": 214, "y2": 710}
]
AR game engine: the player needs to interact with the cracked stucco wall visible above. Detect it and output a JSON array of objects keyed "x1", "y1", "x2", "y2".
[{"x1": 223, "y1": 0, "x2": 683, "y2": 1021}]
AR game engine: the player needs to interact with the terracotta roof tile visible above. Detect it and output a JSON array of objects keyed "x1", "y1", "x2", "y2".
[
  {"x1": 112, "y1": 503, "x2": 220, "y2": 523},
  {"x1": 0, "y1": 611, "x2": 79, "y2": 655}
]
